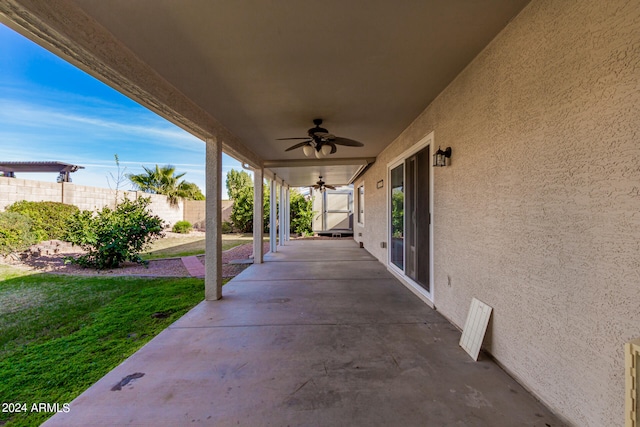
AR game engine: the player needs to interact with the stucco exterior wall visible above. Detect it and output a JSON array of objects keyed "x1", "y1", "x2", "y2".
[{"x1": 359, "y1": 1, "x2": 640, "y2": 425}]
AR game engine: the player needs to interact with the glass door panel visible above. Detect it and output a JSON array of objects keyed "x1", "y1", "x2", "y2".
[{"x1": 390, "y1": 164, "x2": 404, "y2": 270}]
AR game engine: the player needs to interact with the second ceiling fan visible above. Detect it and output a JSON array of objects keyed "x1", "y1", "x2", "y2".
[
  {"x1": 312, "y1": 176, "x2": 335, "y2": 192},
  {"x1": 278, "y1": 119, "x2": 364, "y2": 158}
]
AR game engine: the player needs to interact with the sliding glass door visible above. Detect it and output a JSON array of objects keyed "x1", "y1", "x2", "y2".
[{"x1": 389, "y1": 145, "x2": 430, "y2": 293}]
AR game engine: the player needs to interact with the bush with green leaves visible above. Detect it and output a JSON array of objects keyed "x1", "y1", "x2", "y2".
[
  {"x1": 290, "y1": 190, "x2": 313, "y2": 235},
  {"x1": 172, "y1": 220, "x2": 192, "y2": 234},
  {"x1": 229, "y1": 185, "x2": 254, "y2": 233},
  {"x1": 64, "y1": 197, "x2": 164, "y2": 269},
  {"x1": 6, "y1": 201, "x2": 79, "y2": 241},
  {"x1": 0, "y1": 212, "x2": 36, "y2": 255},
  {"x1": 221, "y1": 221, "x2": 233, "y2": 234},
  {"x1": 228, "y1": 185, "x2": 271, "y2": 233}
]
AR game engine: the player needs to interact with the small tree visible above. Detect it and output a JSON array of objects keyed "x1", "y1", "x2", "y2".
[
  {"x1": 178, "y1": 181, "x2": 205, "y2": 200},
  {"x1": 107, "y1": 154, "x2": 127, "y2": 206},
  {"x1": 65, "y1": 197, "x2": 164, "y2": 269},
  {"x1": 226, "y1": 169, "x2": 270, "y2": 233},
  {"x1": 128, "y1": 164, "x2": 205, "y2": 205},
  {"x1": 289, "y1": 190, "x2": 313, "y2": 235},
  {"x1": 226, "y1": 169, "x2": 252, "y2": 200},
  {"x1": 229, "y1": 185, "x2": 254, "y2": 233}
]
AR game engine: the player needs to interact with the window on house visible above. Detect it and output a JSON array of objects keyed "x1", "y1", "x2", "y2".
[{"x1": 357, "y1": 185, "x2": 364, "y2": 224}]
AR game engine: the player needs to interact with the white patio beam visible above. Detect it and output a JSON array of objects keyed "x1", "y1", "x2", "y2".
[
  {"x1": 252, "y1": 166, "x2": 264, "y2": 264},
  {"x1": 205, "y1": 137, "x2": 223, "y2": 301}
]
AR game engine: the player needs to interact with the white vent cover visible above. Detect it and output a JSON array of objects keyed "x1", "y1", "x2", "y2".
[{"x1": 460, "y1": 297, "x2": 493, "y2": 361}]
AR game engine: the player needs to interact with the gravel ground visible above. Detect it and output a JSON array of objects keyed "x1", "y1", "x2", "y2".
[{"x1": 1, "y1": 240, "x2": 268, "y2": 278}]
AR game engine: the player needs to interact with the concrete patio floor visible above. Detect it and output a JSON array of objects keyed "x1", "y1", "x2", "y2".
[{"x1": 44, "y1": 239, "x2": 563, "y2": 426}]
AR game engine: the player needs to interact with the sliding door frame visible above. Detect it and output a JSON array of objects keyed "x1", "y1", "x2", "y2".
[{"x1": 386, "y1": 131, "x2": 435, "y2": 306}]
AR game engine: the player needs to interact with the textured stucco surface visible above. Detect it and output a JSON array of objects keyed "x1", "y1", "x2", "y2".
[{"x1": 359, "y1": 1, "x2": 640, "y2": 425}]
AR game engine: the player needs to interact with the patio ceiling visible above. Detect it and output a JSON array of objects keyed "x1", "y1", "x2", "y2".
[{"x1": 1, "y1": 0, "x2": 530, "y2": 187}]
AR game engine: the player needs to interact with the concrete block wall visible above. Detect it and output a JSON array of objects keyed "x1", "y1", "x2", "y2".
[
  {"x1": 61, "y1": 182, "x2": 137, "y2": 211},
  {"x1": 0, "y1": 177, "x2": 61, "y2": 208},
  {"x1": 184, "y1": 200, "x2": 206, "y2": 229},
  {"x1": 221, "y1": 200, "x2": 233, "y2": 223},
  {"x1": 145, "y1": 193, "x2": 183, "y2": 228},
  {"x1": 0, "y1": 177, "x2": 189, "y2": 229}
]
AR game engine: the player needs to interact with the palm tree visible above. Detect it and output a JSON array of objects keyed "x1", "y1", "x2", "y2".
[{"x1": 128, "y1": 165, "x2": 203, "y2": 205}]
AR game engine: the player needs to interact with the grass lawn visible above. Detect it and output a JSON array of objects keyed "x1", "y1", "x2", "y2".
[
  {"x1": 142, "y1": 233, "x2": 259, "y2": 260},
  {"x1": 0, "y1": 265, "x2": 209, "y2": 427}
]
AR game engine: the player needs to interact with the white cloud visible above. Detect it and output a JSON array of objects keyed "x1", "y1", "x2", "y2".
[{"x1": 0, "y1": 99, "x2": 204, "y2": 152}]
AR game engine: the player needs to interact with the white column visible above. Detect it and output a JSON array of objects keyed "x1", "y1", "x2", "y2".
[
  {"x1": 253, "y1": 167, "x2": 264, "y2": 264},
  {"x1": 205, "y1": 137, "x2": 222, "y2": 300},
  {"x1": 269, "y1": 177, "x2": 277, "y2": 253},
  {"x1": 278, "y1": 182, "x2": 285, "y2": 246},
  {"x1": 285, "y1": 186, "x2": 290, "y2": 241},
  {"x1": 288, "y1": 187, "x2": 292, "y2": 240}
]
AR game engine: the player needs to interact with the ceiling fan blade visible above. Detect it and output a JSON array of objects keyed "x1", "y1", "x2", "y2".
[
  {"x1": 325, "y1": 185, "x2": 336, "y2": 190},
  {"x1": 285, "y1": 141, "x2": 311, "y2": 151},
  {"x1": 331, "y1": 137, "x2": 364, "y2": 147},
  {"x1": 277, "y1": 137, "x2": 310, "y2": 140}
]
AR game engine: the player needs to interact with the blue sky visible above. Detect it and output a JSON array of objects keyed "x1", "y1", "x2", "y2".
[{"x1": 0, "y1": 24, "x2": 242, "y2": 199}]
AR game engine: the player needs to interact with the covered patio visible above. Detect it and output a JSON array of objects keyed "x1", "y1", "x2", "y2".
[
  {"x1": 43, "y1": 239, "x2": 561, "y2": 426},
  {"x1": 3, "y1": 1, "x2": 638, "y2": 424}
]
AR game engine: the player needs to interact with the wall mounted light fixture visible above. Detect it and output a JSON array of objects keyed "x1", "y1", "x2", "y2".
[{"x1": 433, "y1": 146, "x2": 452, "y2": 167}]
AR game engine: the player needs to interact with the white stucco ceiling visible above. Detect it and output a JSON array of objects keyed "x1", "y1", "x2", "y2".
[{"x1": 2, "y1": 0, "x2": 530, "y2": 187}]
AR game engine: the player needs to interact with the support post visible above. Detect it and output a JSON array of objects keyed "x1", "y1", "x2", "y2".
[
  {"x1": 279, "y1": 183, "x2": 285, "y2": 246},
  {"x1": 253, "y1": 166, "x2": 264, "y2": 264},
  {"x1": 285, "y1": 186, "x2": 291, "y2": 241},
  {"x1": 205, "y1": 137, "x2": 222, "y2": 300},
  {"x1": 269, "y1": 177, "x2": 277, "y2": 253}
]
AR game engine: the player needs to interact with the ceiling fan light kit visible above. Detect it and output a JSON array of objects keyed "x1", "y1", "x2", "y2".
[
  {"x1": 279, "y1": 118, "x2": 364, "y2": 158},
  {"x1": 312, "y1": 176, "x2": 336, "y2": 192},
  {"x1": 302, "y1": 144, "x2": 314, "y2": 157}
]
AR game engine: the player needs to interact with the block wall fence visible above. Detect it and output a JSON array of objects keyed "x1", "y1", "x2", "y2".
[{"x1": 0, "y1": 176, "x2": 210, "y2": 229}]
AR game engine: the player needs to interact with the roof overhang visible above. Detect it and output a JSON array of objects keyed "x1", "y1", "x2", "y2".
[{"x1": 0, "y1": 0, "x2": 530, "y2": 187}]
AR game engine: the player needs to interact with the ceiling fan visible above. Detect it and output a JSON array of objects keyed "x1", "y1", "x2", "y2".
[
  {"x1": 312, "y1": 176, "x2": 336, "y2": 192},
  {"x1": 278, "y1": 119, "x2": 364, "y2": 158}
]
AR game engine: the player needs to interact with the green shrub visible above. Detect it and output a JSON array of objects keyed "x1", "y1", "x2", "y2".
[
  {"x1": 290, "y1": 191, "x2": 313, "y2": 235},
  {"x1": 6, "y1": 201, "x2": 79, "y2": 241},
  {"x1": 64, "y1": 197, "x2": 164, "y2": 269},
  {"x1": 221, "y1": 221, "x2": 233, "y2": 234},
  {"x1": 230, "y1": 186, "x2": 254, "y2": 233},
  {"x1": 229, "y1": 185, "x2": 271, "y2": 233},
  {"x1": 0, "y1": 212, "x2": 36, "y2": 255},
  {"x1": 172, "y1": 220, "x2": 192, "y2": 234}
]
